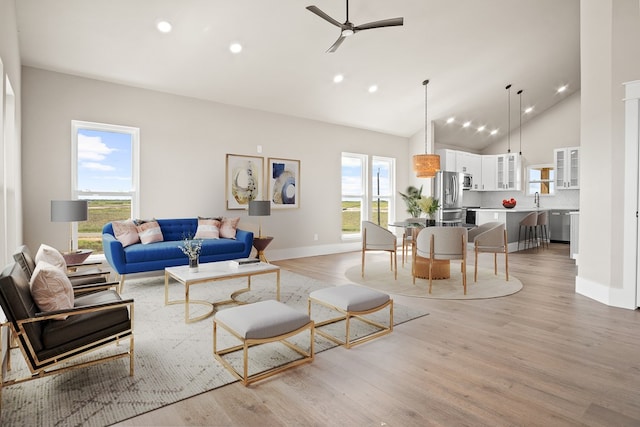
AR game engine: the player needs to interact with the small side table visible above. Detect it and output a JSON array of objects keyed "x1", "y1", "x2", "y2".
[{"x1": 253, "y1": 236, "x2": 274, "y2": 263}]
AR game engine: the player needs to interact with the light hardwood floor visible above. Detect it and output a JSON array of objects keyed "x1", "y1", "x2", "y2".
[{"x1": 116, "y1": 244, "x2": 640, "y2": 426}]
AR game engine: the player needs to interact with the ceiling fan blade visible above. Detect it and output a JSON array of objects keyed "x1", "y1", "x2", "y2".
[
  {"x1": 327, "y1": 35, "x2": 346, "y2": 53},
  {"x1": 306, "y1": 6, "x2": 343, "y2": 28},
  {"x1": 354, "y1": 17, "x2": 404, "y2": 31}
]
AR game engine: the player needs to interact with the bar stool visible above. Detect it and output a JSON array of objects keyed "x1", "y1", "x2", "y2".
[
  {"x1": 537, "y1": 211, "x2": 549, "y2": 249},
  {"x1": 518, "y1": 212, "x2": 539, "y2": 251}
]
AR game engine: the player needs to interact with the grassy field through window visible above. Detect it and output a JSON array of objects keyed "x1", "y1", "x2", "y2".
[
  {"x1": 79, "y1": 200, "x2": 131, "y2": 253},
  {"x1": 342, "y1": 200, "x2": 388, "y2": 234}
]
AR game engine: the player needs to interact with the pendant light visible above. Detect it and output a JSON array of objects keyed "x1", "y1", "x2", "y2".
[
  {"x1": 505, "y1": 84, "x2": 512, "y2": 153},
  {"x1": 517, "y1": 89, "x2": 523, "y2": 155},
  {"x1": 413, "y1": 79, "x2": 440, "y2": 178}
]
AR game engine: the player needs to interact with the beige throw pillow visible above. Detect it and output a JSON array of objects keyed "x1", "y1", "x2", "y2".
[
  {"x1": 195, "y1": 217, "x2": 221, "y2": 239},
  {"x1": 30, "y1": 261, "x2": 74, "y2": 318},
  {"x1": 219, "y1": 217, "x2": 240, "y2": 239},
  {"x1": 136, "y1": 220, "x2": 164, "y2": 244},
  {"x1": 35, "y1": 243, "x2": 67, "y2": 271},
  {"x1": 112, "y1": 219, "x2": 140, "y2": 247}
]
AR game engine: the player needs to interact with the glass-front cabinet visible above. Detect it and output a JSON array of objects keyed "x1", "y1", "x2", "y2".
[
  {"x1": 554, "y1": 147, "x2": 580, "y2": 189},
  {"x1": 496, "y1": 153, "x2": 521, "y2": 190}
]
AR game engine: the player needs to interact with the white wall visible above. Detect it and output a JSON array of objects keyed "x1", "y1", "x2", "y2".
[
  {"x1": 21, "y1": 67, "x2": 411, "y2": 260},
  {"x1": 576, "y1": 0, "x2": 640, "y2": 309}
]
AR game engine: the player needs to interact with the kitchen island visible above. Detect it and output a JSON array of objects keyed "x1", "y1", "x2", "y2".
[{"x1": 470, "y1": 208, "x2": 546, "y2": 252}]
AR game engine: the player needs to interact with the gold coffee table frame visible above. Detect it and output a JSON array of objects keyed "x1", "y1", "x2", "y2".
[{"x1": 164, "y1": 261, "x2": 281, "y2": 323}]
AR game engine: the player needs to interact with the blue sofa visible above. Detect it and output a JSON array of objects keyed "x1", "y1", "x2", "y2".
[{"x1": 102, "y1": 218, "x2": 253, "y2": 290}]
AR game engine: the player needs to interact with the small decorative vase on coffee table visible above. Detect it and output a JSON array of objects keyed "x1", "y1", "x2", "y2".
[{"x1": 189, "y1": 256, "x2": 199, "y2": 272}]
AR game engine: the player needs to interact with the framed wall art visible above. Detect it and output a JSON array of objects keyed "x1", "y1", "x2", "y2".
[
  {"x1": 268, "y1": 157, "x2": 300, "y2": 209},
  {"x1": 226, "y1": 154, "x2": 264, "y2": 210}
]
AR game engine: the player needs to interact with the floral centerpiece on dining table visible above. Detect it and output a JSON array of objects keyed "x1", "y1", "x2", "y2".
[{"x1": 418, "y1": 196, "x2": 440, "y2": 224}]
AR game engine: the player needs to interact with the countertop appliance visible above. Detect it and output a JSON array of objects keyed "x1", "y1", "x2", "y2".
[
  {"x1": 433, "y1": 171, "x2": 463, "y2": 224},
  {"x1": 462, "y1": 173, "x2": 473, "y2": 190},
  {"x1": 550, "y1": 210, "x2": 572, "y2": 243}
]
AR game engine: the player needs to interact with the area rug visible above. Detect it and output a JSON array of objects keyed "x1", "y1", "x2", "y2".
[
  {"x1": 347, "y1": 259, "x2": 523, "y2": 300},
  {"x1": 1, "y1": 269, "x2": 428, "y2": 427}
]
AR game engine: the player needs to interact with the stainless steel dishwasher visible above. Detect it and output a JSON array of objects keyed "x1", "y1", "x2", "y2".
[{"x1": 549, "y1": 210, "x2": 571, "y2": 243}]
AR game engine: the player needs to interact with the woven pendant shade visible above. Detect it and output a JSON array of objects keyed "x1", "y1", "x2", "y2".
[
  {"x1": 413, "y1": 154, "x2": 440, "y2": 178},
  {"x1": 413, "y1": 79, "x2": 440, "y2": 178}
]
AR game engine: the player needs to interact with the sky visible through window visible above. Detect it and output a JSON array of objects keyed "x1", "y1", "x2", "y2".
[
  {"x1": 77, "y1": 129, "x2": 132, "y2": 192},
  {"x1": 341, "y1": 156, "x2": 391, "y2": 196}
]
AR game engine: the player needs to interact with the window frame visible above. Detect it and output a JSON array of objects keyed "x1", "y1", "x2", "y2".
[
  {"x1": 71, "y1": 120, "x2": 140, "y2": 251},
  {"x1": 341, "y1": 152, "x2": 368, "y2": 240},
  {"x1": 526, "y1": 163, "x2": 555, "y2": 196},
  {"x1": 370, "y1": 156, "x2": 396, "y2": 229}
]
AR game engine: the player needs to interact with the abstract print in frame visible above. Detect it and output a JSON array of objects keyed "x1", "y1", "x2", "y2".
[
  {"x1": 226, "y1": 154, "x2": 264, "y2": 210},
  {"x1": 268, "y1": 157, "x2": 300, "y2": 209}
]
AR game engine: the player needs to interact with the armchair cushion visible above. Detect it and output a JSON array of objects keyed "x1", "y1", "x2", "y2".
[{"x1": 30, "y1": 261, "x2": 74, "y2": 317}]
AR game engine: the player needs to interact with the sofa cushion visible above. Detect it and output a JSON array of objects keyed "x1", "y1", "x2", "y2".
[
  {"x1": 195, "y1": 217, "x2": 221, "y2": 239},
  {"x1": 35, "y1": 244, "x2": 67, "y2": 271},
  {"x1": 220, "y1": 217, "x2": 240, "y2": 239},
  {"x1": 136, "y1": 220, "x2": 164, "y2": 244},
  {"x1": 29, "y1": 261, "x2": 74, "y2": 317},
  {"x1": 112, "y1": 219, "x2": 140, "y2": 247}
]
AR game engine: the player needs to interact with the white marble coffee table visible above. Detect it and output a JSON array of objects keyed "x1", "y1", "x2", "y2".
[{"x1": 164, "y1": 260, "x2": 280, "y2": 323}]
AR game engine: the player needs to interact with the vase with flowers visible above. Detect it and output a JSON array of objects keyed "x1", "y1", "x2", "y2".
[
  {"x1": 418, "y1": 196, "x2": 440, "y2": 226},
  {"x1": 179, "y1": 236, "x2": 203, "y2": 272}
]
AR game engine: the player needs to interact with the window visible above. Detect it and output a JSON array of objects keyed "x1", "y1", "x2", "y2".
[
  {"x1": 371, "y1": 157, "x2": 395, "y2": 229},
  {"x1": 341, "y1": 153, "x2": 396, "y2": 238},
  {"x1": 527, "y1": 164, "x2": 555, "y2": 196},
  {"x1": 72, "y1": 121, "x2": 140, "y2": 254},
  {"x1": 341, "y1": 153, "x2": 367, "y2": 237}
]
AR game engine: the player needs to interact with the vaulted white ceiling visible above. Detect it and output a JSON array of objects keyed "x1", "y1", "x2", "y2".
[{"x1": 15, "y1": 0, "x2": 580, "y2": 150}]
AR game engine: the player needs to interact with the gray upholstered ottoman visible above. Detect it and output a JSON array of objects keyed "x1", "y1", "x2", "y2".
[
  {"x1": 308, "y1": 284, "x2": 393, "y2": 349},
  {"x1": 213, "y1": 300, "x2": 314, "y2": 385}
]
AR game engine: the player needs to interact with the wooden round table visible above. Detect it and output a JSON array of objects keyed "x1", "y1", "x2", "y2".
[{"x1": 413, "y1": 257, "x2": 451, "y2": 280}]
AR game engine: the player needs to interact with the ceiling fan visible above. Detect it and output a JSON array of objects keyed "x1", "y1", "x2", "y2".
[{"x1": 306, "y1": 0, "x2": 403, "y2": 52}]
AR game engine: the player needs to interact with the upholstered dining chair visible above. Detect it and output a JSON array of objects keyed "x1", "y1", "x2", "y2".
[
  {"x1": 413, "y1": 226, "x2": 468, "y2": 294},
  {"x1": 362, "y1": 221, "x2": 397, "y2": 280},
  {"x1": 537, "y1": 210, "x2": 550, "y2": 249},
  {"x1": 468, "y1": 222, "x2": 509, "y2": 282},
  {"x1": 401, "y1": 220, "x2": 424, "y2": 267}
]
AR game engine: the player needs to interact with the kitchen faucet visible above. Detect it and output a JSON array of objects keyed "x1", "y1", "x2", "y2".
[{"x1": 534, "y1": 192, "x2": 540, "y2": 208}]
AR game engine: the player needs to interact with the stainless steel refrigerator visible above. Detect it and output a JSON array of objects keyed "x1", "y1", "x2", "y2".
[{"x1": 433, "y1": 171, "x2": 464, "y2": 224}]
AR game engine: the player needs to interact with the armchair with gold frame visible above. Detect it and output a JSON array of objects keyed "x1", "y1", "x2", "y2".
[{"x1": 0, "y1": 263, "x2": 134, "y2": 414}]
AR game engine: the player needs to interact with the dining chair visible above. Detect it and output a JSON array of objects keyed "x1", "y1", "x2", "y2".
[
  {"x1": 468, "y1": 222, "x2": 509, "y2": 282},
  {"x1": 362, "y1": 221, "x2": 397, "y2": 280},
  {"x1": 537, "y1": 211, "x2": 550, "y2": 249},
  {"x1": 413, "y1": 226, "x2": 467, "y2": 294}
]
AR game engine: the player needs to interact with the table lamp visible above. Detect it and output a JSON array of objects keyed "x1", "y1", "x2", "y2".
[
  {"x1": 51, "y1": 200, "x2": 88, "y2": 253},
  {"x1": 248, "y1": 200, "x2": 271, "y2": 238}
]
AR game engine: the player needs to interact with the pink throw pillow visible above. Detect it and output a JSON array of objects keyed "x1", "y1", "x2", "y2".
[
  {"x1": 112, "y1": 219, "x2": 140, "y2": 247},
  {"x1": 30, "y1": 261, "x2": 74, "y2": 318},
  {"x1": 136, "y1": 220, "x2": 164, "y2": 244},
  {"x1": 219, "y1": 217, "x2": 240, "y2": 239},
  {"x1": 195, "y1": 217, "x2": 221, "y2": 239}
]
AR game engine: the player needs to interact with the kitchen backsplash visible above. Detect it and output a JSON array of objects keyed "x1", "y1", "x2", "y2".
[{"x1": 462, "y1": 189, "x2": 579, "y2": 210}]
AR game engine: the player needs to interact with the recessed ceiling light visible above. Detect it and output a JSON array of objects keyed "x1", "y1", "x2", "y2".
[
  {"x1": 333, "y1": 74, "x2": 344, "y2": 83},
  {"x1": 477, "y1": 125, "x2": 486, "y2": 132},
  {"x1": 490, "y1": 129, "x2": 498, "y2": 135},
  {"x1": 446, "y1": 117, "x2": 455, "y2": 124},
  {"x1": 557, "y1": 85, "x2": 567, "y2": 93},
  {"x1": 156, "y1": 20, "x2": 172, "y2": 33},
  {"x1": 463, "y1": 121, "x2": 471, "y2": 128},
  {"x1": 524, "y1": 106, "x2": 534, "y2": 114},
  {"x1": 368, "y1": 85, "x2": 378, "y2": 93},
  {"x1": 229, "y1": 43, "x2": 243, "y2": 54}
]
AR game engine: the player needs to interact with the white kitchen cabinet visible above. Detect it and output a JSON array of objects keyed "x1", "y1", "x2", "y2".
[
  {"x1": 496, "y1": 153, "x2": 521, "y2": 190},
  {"x1": 456, "y1": 151, "x2": 481, "y2": 181},
  {"x1": 480, "y1": 155, "x2": 497, "y2": 191},
  {"x1": 554, "y1": 147, "x2": 580, "y2": 189},
  {"x1": 436, "y1": 149, "x2": 457, "y2": 172}
]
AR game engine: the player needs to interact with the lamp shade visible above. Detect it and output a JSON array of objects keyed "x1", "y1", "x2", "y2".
[
  {"x1": 248, "y1": 200, "x2": 271, "y2": 217},
  {"x1": 413, "y1": 154, "x2": 441, "y2": 178},
  {"x1": 51, "y1": 200, "x2": 88, "y2": 222}
]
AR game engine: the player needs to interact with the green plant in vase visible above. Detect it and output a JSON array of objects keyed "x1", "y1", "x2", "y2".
[
  {"x1": 399, "y1": 185, "x2": 423, "y2": 218},
  {"x1": 418, "y1": 196, "x2": 440, "y2": 224}
]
